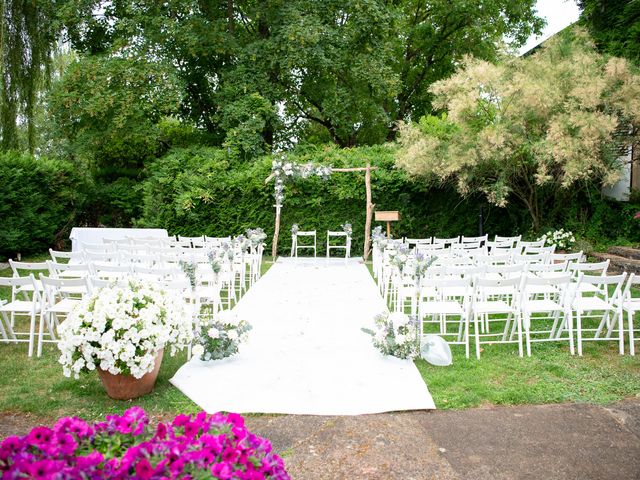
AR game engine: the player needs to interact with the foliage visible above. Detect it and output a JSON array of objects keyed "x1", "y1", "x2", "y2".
[
  {"x1": 58, "y1": 281, "x2": 193, "y2": 379},
  {"x1": 579, "y1": 0, "x2": 640, "y2": 65},
  {"x1": 0, "y1": 151, "x2": 87, "y2": 258},
  {"x1": 0, "y1": 407, "x2": 290, "y2": 479},
  {"x1": 137, "y1": 144, "x2": 523, "y2": 255},
  {"x1": 57, "y1": 0, "x2": 543, "y2": 149},
  {"x1": 538, "y1": 229, "x2": 576, "y2": 251},
  {"x1": 0, "y1": 0, "x2": 61, "y2": 152},
  {"x1": 192, "y1": 310, "x2": 252, "y2": 361},
  {"x1": 396, "y1": 29, "x2": 640, "y2": 231},
  {"x1": 362, "y1": 311, "x2": 419, "y2": 359}
]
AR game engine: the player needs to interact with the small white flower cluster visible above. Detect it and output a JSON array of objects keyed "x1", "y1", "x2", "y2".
[
  {"x1": 291, "y1": 223, "x2": 299, "y2": 236},
  {"x1": 388, "y1": 242, "x2": 410, "y2": 272},
  {"x1": 271, "y1": 154, "x2": 332, "y2": 207},
  {"x1": 363, "y1": 311, "x2": 419, "y2": 359},
  {"x1": 58, "y1": 281, "x2": 193, "y2": 379},
  {"x1": 538, "y1": 228, "x2": 576, "y2": 250},
  {"x1": 245, "y1": 227, "x2": 267, "y2": 250},
  {"x1": 192, "y1": 310, "x2": 252, "y2": 361},
  {"x1": 341, "y1": 222, "x2": 353, "y2": 238},
  {"x1": 371, "y1": 226, "x2": 388, "y2": 252}
]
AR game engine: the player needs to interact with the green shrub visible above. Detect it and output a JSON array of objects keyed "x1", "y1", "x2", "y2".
[
  {"x1": 0, "y1": 152, "x2": 87, "y2": 258},
  {"x1": 137, "y1": 144, "x2": 520, "y2": 255}
]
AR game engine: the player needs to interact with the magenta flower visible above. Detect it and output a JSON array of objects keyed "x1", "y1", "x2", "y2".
[{"x1": 635, "y1": 211, "x2": 640, "y2": 219}]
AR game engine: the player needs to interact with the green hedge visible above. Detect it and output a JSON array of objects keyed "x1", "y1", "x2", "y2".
[
  {"x1": 136, "y1": 144, "x2": 522, "y2": 255},
  {"x1": 0, "y1": 152, "x2": 87, "y2": 258}
]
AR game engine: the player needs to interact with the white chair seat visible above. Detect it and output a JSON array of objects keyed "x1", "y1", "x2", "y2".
[
  {"x1": 573, "y1": 296, "x2": 615, "y2": 312},
  {"x1": 522, "y1": 299, "x2": 564, "y2": 313},
  {"x1": 623, "y1": 299, "x2": 640, "y2": 313},
  {"x1": 0, "y1": 300, "x2": 40, "y2": 313},
  {"x1": 474, "y1": 300, "x2": 514, "y2": 315},
  {"x1": 46, "y1": 298, "x2": 81, "y2": 314},
  {"x1": 420, "y1": 301, "x2": 465, "y2": 315}
]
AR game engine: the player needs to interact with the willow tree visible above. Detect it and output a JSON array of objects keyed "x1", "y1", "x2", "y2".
[
  {"x1": 0, "y1": 0, "x2": 60, "y2": 152},
  {"x1": 396, "y1": 28, "x2": 640, "y2": 231}
]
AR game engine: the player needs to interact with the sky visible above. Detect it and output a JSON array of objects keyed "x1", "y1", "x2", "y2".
[{"x1": 518, "y1": 0, "x2": 581, "y2": 55}]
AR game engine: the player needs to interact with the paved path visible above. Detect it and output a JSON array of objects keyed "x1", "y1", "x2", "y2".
[
  {"x1": 244, "y1": 400, "x2": 640, "y2": 480},
  {"x1": 171, "y1": 257, "x2": 434, "y2": 414},
  {"x1": 3, "y1": 401, "x2": 638, "y2": 479}
]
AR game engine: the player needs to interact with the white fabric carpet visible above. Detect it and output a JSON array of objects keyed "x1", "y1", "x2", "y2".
[{"x1": 170, "y1": 257, "x2": 435, "y2": 415}]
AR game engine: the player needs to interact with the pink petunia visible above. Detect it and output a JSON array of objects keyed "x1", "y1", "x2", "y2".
[
  {"x1": 135, "y1": 458, "x2": 154, "y2": 479},
  {"x1": 635, "y1": 211, "x2": 640, "y2": 219}
]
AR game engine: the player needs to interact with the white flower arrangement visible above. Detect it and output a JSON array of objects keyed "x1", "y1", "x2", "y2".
[
  {"x1": 291, "y1": 223, "x2": 299, "y2": 236},
  {"x1": 179, "y1": 259, "x2": 197, "y2": 289},
  {"x1": 388, "y1": 242, "x2": 410, "y2": 273},
  {"x1": 537, "y1": 228, "x2": 576, "y2": 251},
  {"x1": 341, "y1": 222, "x2": 353, "y2": 238},
  {"x1": 362, "y1": 311, "x2": 419, "y2": 359},
  {"x1": 271, "y1": 154, "x2": 332, "y2": 207},
  {"x1": 246, "y1": 227, "x2": 267, "y2": 250},
  {"x1": 58, "y1": 281, "x2": 193, "y2": 379},
  {"x1": 192, "y1": 310, "x2": 252, "y2": 361},
  {"x1": 371, "y1": 225, "x2": 388, "y2": 252}
]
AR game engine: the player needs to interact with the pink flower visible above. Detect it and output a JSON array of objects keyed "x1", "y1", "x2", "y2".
[
  {"x1": 635, "y1": 211, "x2": 640, "y2": 219},
  {"x1": 211, "y1": 462, "x2": 233, "y2": 479},
  {"x1": 27, "y1": 426, "x2": 53, "y2": 446},
  {"x1": 135, "y1": 458, "x2": 154, "y2": 479}
]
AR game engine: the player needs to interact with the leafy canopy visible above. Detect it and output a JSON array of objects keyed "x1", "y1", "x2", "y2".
[{"x1": 396, "y1": 28, "x2": 640, "y2": 230}]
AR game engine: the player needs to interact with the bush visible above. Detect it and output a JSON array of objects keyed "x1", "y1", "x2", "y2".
[
  {"x1": 0, "y1": 152, "x2": 87, "y2": 258},
  {"x1": 137, "y1": 144, "x2": 519, "y2": 255}
]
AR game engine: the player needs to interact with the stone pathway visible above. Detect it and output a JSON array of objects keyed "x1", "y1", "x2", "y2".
[{"x1": 2, "y1": 400, "x2": 639, "y2": 479}]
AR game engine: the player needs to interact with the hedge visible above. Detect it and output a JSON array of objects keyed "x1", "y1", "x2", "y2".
[
  {"x1": 136, "y1": 144, "x2": 524, "y2": 256},
  {"x1": 0, "y1": 152, "x2": 87, "y2": 258}
]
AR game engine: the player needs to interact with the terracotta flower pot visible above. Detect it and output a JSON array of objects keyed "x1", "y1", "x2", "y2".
[{"x1": 98, "y1": 349, "x2": 164, "y2": 400}]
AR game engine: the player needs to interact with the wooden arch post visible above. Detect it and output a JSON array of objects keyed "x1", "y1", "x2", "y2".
[{"x1": 266, "y1": 163, "x2": 377, "y2": 260}]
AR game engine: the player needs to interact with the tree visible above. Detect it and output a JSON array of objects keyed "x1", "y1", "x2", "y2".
[
  {"x1": 0, "y1": 0, "x2": 61, "y2": 152},
  {"x1": 58, "y1": 0, "x2": 543, "y2": 150},
  {"x1": 395, "y1": 29, "x2": 640, "y2": 231},
  {"x1": 578, "y1": 0, "x2": 640, "y2": 65}
]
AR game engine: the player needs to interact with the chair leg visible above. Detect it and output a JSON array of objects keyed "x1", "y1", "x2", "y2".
[
  {"x1": 28, "y1": 311, "x2": 36, "y2": 357},
  {"x1": 37, "y1": 312, "x2": 46, "y2": 357},
  {"x1": 618, "y1": 309, "x2": 624, "y2": 355},
  {"x1": 474, "y1": 314, "x2": 481, "y2": 359},
  {"x1": 576, "y1": 310, "x2": 583, "y2": 356},
  {"x1": 629, "y1": 311, "x2": 635, "y2": 356},
  {"x1": 464, "y1": 316, "x2": 470, "y2": 358},
  {"x1": 524, "y1": 313, "x2": 530, "y2": 357},
  {"x1": 567, "y1": 310, "x2": 575, "y2": 355}
]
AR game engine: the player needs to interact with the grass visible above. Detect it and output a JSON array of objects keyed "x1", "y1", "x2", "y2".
[
  {"x1": 0, "y1": 254, "x2": 275, "y2": 422},
  {"x1": 365, "y1": 260, "x2": 640, "y2": 409},
  {"x1": 0, "y1": 254, "x2": 638, "y2": 423}
]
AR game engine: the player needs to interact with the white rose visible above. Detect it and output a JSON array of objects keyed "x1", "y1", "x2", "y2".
[
  {"x1": 192, "y1": 344, "x2": 205, "y2": 359},
  {"x1": 208, "y1": 327, "x2": 220, "y2": 339},
  {"x1": 228, "y1": 330, "x2": 239, "y2": 341}
]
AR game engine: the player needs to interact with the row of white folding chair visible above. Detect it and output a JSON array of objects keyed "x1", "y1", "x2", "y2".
[{"x1": 415, "y1": 271, "x2": 627, "y2": 359}]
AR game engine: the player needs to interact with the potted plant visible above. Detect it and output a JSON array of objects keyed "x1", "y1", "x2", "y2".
[
  {"x1": 538, "y1": 228, "x2": 576, "y2": 253},
  {"x1": 58, "y1": 280, "x2": 193, "y2": 400}
]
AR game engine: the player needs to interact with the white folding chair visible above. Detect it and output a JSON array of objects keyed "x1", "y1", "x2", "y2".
[
  {"x1": 47, "y1": 260, "x2": 93, "y2": 279},
  {"x1": 472, "y1": 276, "x2": 523, "y2": 358},
  {"x1": 326, "y1": 231, "x2": 351, "y2": 258},
  {"x1": 433, "y1": 236, "x2": 460, "y2": 247},
  {"x1": 38, "y1": 275, "x2": 92, "y2": 356},
  {"x1": 572, "y1": 273, "x2": 626, "y2": 355},
  {"x1": 292, "y1": 231, "x2": 317, "y2": 257},
  {"x1": 461, "y1": 235, "x2": 488, "y2": 245},
  {"x1": 0, "y1": 275, "x2": 41, "y2": 356},
  {"x1": 405, "y1": 238, "x2": 432, "y2": 247},
  {"x1": 621, "y1": 274, "x2": 640, "y2": 355},
  {"x1": 419, "y1": 276, "x2": 473, "y2": 358},
  {"x1": 49, "y1": 249, "x2": 85, "y2": 264},
  {"x1": 568, "y1": 260, "x2": 610, "y2": 295},
  {"x1": 520, "y1": 274, "x2": 575, "y2": 356}
]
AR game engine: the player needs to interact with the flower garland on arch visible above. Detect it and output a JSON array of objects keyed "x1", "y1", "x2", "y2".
[{"x1": 271, "y1": 154, "x2": 332, "y2": 208}]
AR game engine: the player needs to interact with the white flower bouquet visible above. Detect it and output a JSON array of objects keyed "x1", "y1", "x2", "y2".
[
  {"x1": 371, "y1": 225, "x2": 388, "y2": 252},
  {"x1": 192, "y1": 310, "x2": 252, "y2": 361},
  {"x1": 246, "y1": 227, "x2": 267, "y2": 249},
  {"x1": 291, "y1": 223, "x2": 299, "y2": 236},
  {"x1": 389, "y1": 242, "x2": 410, "y2": 273},
  {"x1": 58, "y1": 281, "x2": 193, "y2": 379},
  {"x1": 341, "y1": 222, "x2": 353, "y2": 237},
  {"x1": 362, "y1": 311, "x2": 419, "y2": 359},
  {"x1": 537, "y1": 228, "x2": 576, "y2": 251}
]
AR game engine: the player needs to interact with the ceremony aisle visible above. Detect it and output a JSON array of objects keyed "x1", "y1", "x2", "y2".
[{"x1": 171, "y1": 257, "x2": 435, "y2": 415}]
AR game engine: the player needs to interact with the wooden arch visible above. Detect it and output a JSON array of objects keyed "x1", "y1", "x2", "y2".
[{"x1": 265, "y1": 163, "x2": 377, "y2": 260}]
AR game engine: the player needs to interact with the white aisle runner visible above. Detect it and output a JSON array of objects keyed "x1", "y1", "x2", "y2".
[{"x1": 170, "y1": 257, "x2": 435, "y2": 415}]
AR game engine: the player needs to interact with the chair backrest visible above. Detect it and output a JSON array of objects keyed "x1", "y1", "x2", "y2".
[
  {"x1": 296, "y1": 231, "x2": 316, "y2": 236},
  {"x1": 416, "y1": 243, "x2": 446, "y2": 252},
  {"x1": 461, "y1": 235, "x2": 488, "y2": 244},
  {"x1": 327, "y1": 231, "x2": 348, "y2": 236},
  {"x1": 49, "y1": 249, "x2": 85, "y2": 263},
  {"x1": 83, "y1": 251, "x2": 118, "y2": 264},
  {"x1": 39, "y1": 274, "x2": 91, "y2": 298},
  {"x1": 494, "y1": 234, "x2": 521, "y2": 244},
  {"x1": 519, "y1": 239, "x2": 545, "y2": 249},
  {"x1": 550, "y1": 251, "x2": 583, "y2": 264},
  {"x1": 576, "y1": 272, "x2": 626, "y2": 301},
  {"x1": 47, "y1": 261, "x2": 93, "y2": 277},
  {"x1": 476, "y1": 253, "x2": 512, "y2": 266},
  {"x1": 622, "y1": 273, "x2": 640, "y2": 303},
  {"x1": 513, "y1": 253, "x2": 550, "y2": 265},
  {"x1": 80, "y1": 242, "x2": 116, "y2": 253},
  {"x1": 523, "y1": 245, "x2": 555, "y2": 255},
  {"x1": 484, "y1": 263, "x2": 524, "y2": 278},
  {"x1": 452, "y1": 241, "x2": 483, "y2": 250},
  {"x1": 521, "y1": 274, "x2": 573, "y2": 303},
  {"x1": 9, "y1": 260, "x2": 48, "y2": 276},
  {"x1": 433, "y1": 236, "x2": 460, "y2": 245},
  {"x1": 445, "y1": 265, "x2": 486, "y2": 279},
  {"x1": 473, "y1": 275, "x2": 522, "y2": 300},
  {"x1": 0, "y1": 274, "x2": 41, "y2": 302},
  {"x1": 568, "y1": 260, "x2": 609, "y2": 277},
  {"x1": 405, "y1": 238, "x2": 432, "y2": 247},
  {"x1": 526, "y1": 262, "x2": 568, "y2": 275}
]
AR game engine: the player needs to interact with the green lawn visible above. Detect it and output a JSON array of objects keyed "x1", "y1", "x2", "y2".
[{"x1": 0, "y1": 255, "x2": 638, "y2": 424}]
